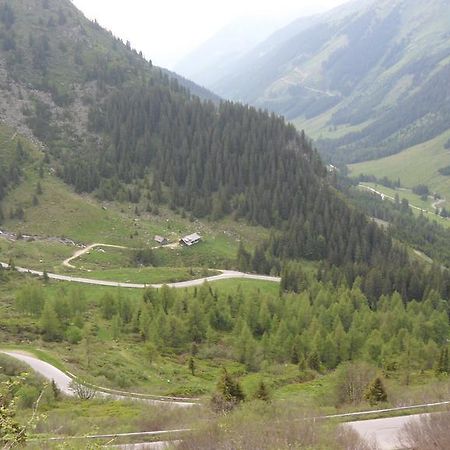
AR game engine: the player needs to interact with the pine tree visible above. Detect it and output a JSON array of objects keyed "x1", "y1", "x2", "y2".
[
  {"x1": 51, "y1": 379, "x2": 60, "y2": 400},
  {"x1": 435, "y1": 347, "x2": 449, "y2": 375},
  {"x1": 237, "y1": 242, "x2": 251, "y2": 272},
  {"x1": 111, "y1": 314, "x2": 122, "y2": 340},
  {"x1": 308, "y1": 351, "x2": 321, "y2": 372},
  {"x1": 254, "y1": 380, "x2": 271, "y2": 403},
  {"x1": 364, "y1": 377, "x2": 388, "y2": 405},
  {"x1": 189, "y1": 357, "x2": 195, "y2": 376},
  {"x1": 211, "y1": 368, "x2": 245, "y2": 413}
]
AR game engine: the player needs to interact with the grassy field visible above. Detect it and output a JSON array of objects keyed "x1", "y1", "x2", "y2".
[
  {"x1": 1, "y1": 161, "x2": 271, "y2": 276},
  {"x1": 294, "y1": 109, "x2": 372, "y2": 141},
  {"x1": 349, "y1": 130, "x2": 450, "y2": 207},
  {"x1": 0, "y1": 238, "x2": 74, "y2": 271}
]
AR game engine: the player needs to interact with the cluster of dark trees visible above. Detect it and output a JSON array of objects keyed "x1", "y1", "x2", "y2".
[
  {"x1": 438, "y1": 165, "x2": 450, "y2": 176},
  {"x1": 412, "y1": 184, "x2": 429, "y2": 197},
  {"x1": 356, "y1": 174, "x2": 401, "y2": 189},
  {"x1": 347, "y1": 187, "x2": 450, "y2": 270},
  {"x1": 0, "y1": 141, "x2": 27, "y2": 223}
]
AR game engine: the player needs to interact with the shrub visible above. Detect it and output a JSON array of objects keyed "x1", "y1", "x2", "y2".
[
  {"x1": 65, "y1": 325, "x2": 83, "y2": 344},
  {"x1": 16, "y1": 385, "x2": 40, "y2": 409}
]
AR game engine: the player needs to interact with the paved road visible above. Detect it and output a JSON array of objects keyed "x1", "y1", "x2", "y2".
[
  {"x1": 346, "y1": 413, "x2": 426, "y2": 449},
  {"x1": 113, "y1": 441, "x2": 178, "y2": 449},
  {"x1": 0, "y1": 262, "x2": 280, "y2": 289},
  {"x1": 2, "y1": 351, "x2": 74, "y2": 395},
  {"x1": 0, "y1": 351, "x2": 196, "y2": 407}
]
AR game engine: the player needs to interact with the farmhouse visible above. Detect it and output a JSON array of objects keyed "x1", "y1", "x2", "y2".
[
  {"x1": 154, "y1": 235, "x2": 168, "y2": 245},
  {"x1": 179, "y1": 233, "x2": 202, "y2": 246}
]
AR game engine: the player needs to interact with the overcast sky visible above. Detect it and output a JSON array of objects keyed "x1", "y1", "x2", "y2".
[{"x1": 71, "y1": 0, "x2": 351, "y2": 69}]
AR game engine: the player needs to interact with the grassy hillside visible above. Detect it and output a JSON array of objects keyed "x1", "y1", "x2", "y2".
[{"x1": 349, "y1": 130, "x2": 450, "y2": 207}]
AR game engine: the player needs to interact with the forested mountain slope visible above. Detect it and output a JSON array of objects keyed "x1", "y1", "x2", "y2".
[
  {"x1": 0, "y1": 0, "x2": 216, "y2": 197},
  {"x1": 211, "y1": 0, "x2": 450, "y2": 165},
  {"x1": 0, "y1": 0, "x2": 449, "y2": 305}
]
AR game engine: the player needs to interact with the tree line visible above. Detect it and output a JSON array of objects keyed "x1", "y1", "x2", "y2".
[{"x1": 12, "y1": 277, "x2": 449, "y2": 378}]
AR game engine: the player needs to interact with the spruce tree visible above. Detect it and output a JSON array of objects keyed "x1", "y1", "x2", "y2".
[
  {"x1": 211, "y1": 368, "x2": 245, "y2": 413},
  {"x1": 254, "y1": 380, "x2": 271, "y2": 403},
  {"x1": 189, "y1": 357, "x2": 195, "y2": 376},
  {"x1": 364, "y1": 377, "x2": 388, "y2": 405},
  {"x1": 435, "y1": 347, "x2": 449, "y2": 375}
]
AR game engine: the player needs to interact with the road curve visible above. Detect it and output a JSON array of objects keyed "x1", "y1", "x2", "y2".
[
  {"x1": 0, "y1": 262, "x2": 280, "y2": 289},
  {"x1": 0, "y1": 351, "x2": 196, "y2": 407},
  {"x1": 1, "y1": 351, "x2": 73, "y2": 395},
  {"x1": 346, "y1": 413, "x2": 426, "y2": 450}
]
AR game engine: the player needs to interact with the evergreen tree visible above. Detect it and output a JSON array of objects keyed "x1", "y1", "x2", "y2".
[
  {"x1": 364, "y1": 377, "x2": 388, "y2": 405},
  {"x1": 189, "y1": 357, "x2": 195, "y2": 376},
  {"x1": 308, "y1": 351, "x2": 321, "y2": 372},
  {"x1": 435, "y1": 347, "x2": 449, "y2": 375},
  {"x1": 254, "y1": 380, "x2": 271, "y2": 403},
  {"x1": 51, "y1": 379, "x2": 60, "y2": 400},
  {"x1": 111, "y1": 314, "x2": 122, "y2": 340},
  {"x1": 211, "y1": 368, "x2": 245, "y2": 413}
]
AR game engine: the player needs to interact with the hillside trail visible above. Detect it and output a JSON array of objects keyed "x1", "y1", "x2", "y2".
[
  {"x1": 62, "y1": 243, "x2": 129, "y2": 268},
  {"x1": 63, "y1": 242, "x2": 180, "y2": 269}
]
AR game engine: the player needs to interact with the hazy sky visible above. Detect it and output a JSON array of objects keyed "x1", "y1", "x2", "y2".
[{"x1": 71, "y1": 0, "x2": 351, "y2": 69}]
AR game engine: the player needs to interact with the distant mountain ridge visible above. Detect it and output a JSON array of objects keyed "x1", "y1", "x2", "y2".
[
  {"x1": 208, "y1": 0, "x2": 450, "y2": 165},
  {"x1": 174, "y1": 16, "x2": 289, "y2": 88}
]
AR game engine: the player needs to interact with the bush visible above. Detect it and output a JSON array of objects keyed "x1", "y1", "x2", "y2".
[
  {"x1": 65, "y1": 325, "x2": 83, "y2": 344},
  {"x1": 16, "y1": 385, "x2": 40, "y2": 409},
  {"x1": 399, "y1": 411, "x2": 450, "y2": 449},
  {"x1": 132, "y1": 248, "x2": 158, "y2": 267},
  {"x1": 334, "y1": 362, "x2": 376, "y2": 406}
]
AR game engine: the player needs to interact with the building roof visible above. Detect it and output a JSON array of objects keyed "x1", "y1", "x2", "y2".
[
  {"x1": 180, "y1": 233, "x2": 202, "y2": 245},
  {"x1": 154, "y1": 235, "x2": 167, "y2": 243},
  {"x1": 185, "y1": 233, "x2": 201, "y2": 241}
]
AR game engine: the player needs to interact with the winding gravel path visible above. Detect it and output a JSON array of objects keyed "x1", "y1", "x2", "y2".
[
  {"x1": 0, "y1": 262, "x2": 280, "y2": 289},
  {"x1": 62, "y1": 243, "x2": 129, "y2": 269}
]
